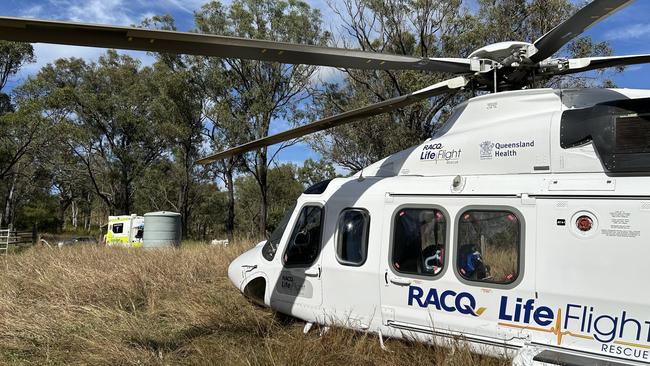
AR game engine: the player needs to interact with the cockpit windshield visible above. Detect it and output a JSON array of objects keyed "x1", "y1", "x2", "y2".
[
  {"x1": 431, "y1": 104, "x2": 467, "y2": 139},
  {"x1": 262, "y1": 203, "x2": 296, "y2": 261}
]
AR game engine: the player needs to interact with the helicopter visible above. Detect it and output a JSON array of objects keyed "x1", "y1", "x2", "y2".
[{"x1": 1, "y1": 0, "x2": 650, "y2": 364}]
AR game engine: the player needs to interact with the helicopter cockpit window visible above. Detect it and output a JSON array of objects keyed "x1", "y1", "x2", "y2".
[
  {"x1": 431, "y1": 104, "x2": 467, "y2": 139},
  {"x1": 283, "y1": 205, "x2": 323, "y2": 267},
  {"x1": 456, "y1": 210, "x2": 520, "y2": 285},
  {"x1": 262, "y1": 203, "x2": 296, "y2": 261},
  {"x1": 336, "y1": 209, "x2": 370, "y2": 266},
  {"x1": 392, "y1": 208, "x2": 447, "y2": 277}
]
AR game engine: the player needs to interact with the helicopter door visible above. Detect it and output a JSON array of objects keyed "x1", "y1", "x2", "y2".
[
  {"x1": 271, "y1": 203, "x2": 324, "y2": 318},
  {"x1": 380, "y1": 198, "x2": 535, "y2": 346}
]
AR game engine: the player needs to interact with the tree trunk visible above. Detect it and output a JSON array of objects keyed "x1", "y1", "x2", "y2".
[
  {"x1": 71, "y1": 201, "x2": 79, "y2": 228},
  {"x1": 84, "y1": 192, "x2": 92, "y2": 231},
  {"x1": 225, "y1": 167, "x2": 235, "y2": 243},
  {"x1": 120, "y1": 168, "x2": 131, "y2": 215},
  {"x1": 57, "y1": 196, "x2": 71, "y2": 232},
  {"x1": 257, "y1": 148, "x2": 268, "y2": 238},
  {"x1": 2, "y1": 174, "x2": 17, "y2": 229},
  {"x1": 179, "y1": 153, "x2": 191, "y2": 239}
]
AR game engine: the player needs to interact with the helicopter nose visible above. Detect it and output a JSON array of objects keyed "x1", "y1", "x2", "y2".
[
  {"x1": 228, "y1": 256, "x2": 244, "y2": 291},
  {"x1": 227, "y1": 242, "x2": 265, "y2": 291}
]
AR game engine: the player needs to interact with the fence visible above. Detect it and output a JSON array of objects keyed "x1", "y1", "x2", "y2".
[{"x1": 0, "y1": 228, "x2": 37, "y2": 254}]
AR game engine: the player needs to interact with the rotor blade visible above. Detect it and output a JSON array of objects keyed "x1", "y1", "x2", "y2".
[
  {"x1": 554, "y1": 54, "x2": 650, "y2": 75},
  {"x1": 197, "y1": 76, "x2": 469, "y2": 164},
  {"x1": 0, "y1": 16, "x2": 478, "y2": 74},
  {"x1": 530, "y1": 0, "x2": 633, "y2": 63}
]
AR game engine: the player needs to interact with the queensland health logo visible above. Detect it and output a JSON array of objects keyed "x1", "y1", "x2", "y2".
[
  {"x1": 407, "y1": 286, "x2": 486, "y2": 317},
  {"x1": 480, "y1": 140, "x2": 534, "y2": 160}
]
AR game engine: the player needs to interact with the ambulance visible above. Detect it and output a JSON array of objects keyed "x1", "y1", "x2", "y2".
[{"x1": 106, "y1": 214, "x2": 144, "y2": 247}]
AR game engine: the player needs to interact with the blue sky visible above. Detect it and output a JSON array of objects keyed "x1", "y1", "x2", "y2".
[{"x1": 2, "y1": 0, "x2": 650, "y2": 167}]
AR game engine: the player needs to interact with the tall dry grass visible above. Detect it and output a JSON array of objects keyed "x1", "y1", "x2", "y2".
[
  {"x1": 481, "y1": 245, "x2": 518, "y2": 283},
  {"x1": 0, "y1": 243, "x2": 510, "y2": 365}
]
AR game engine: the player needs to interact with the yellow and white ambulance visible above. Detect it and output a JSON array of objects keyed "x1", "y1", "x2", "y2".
[{"x1": 106, "y1": 214, "x2": 144, "y2": 247}]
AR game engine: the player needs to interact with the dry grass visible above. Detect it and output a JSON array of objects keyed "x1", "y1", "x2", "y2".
[
  {"x1": 0, "y1": 242, "x2": 510, "y2": 366},
  {"x1": 481, "y1": 245, "x2": 518, "y2": 283}
]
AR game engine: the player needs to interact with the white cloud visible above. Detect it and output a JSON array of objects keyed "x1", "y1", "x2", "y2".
[
  {"x1": 605, "y1": 23, "x2": 650, "y2": 41},
  {"x1": 310, "y1": 66, "x2": 345, "y2": 86},
  {"x1": 67, "y1": 0, "x2": 135, "y2": 24},
  {"x1": 148, "y1": 0, "x2": 207, "y2": 14},
  {"x1": 19, "y1": 4, "x2": 45, "y2": 18},
  {"x1": 9, "y1": 0, "x2": 166, "y2": 83},
  {"x1": 18, "y1": 0, "x2": 136, "y2": 25}
]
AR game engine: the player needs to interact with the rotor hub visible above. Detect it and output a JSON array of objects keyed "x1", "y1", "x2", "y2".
[{"x1": 469, "y1": 42, "x2": 537, "y2": 65}]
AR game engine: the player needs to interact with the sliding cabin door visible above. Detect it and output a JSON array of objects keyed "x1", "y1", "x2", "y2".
[{"x1": 379, "y1": 195, "x2": 536, "y2": 348}]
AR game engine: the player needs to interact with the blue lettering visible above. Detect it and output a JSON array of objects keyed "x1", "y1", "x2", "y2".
[
  {"x1": 594, "y1": 314, "x2": 618, "y2": 343},
  {"x1": 619, "y1": 311, "x2": 641, "y2": 340},
  {"x1": 424, "y1": 288, "x2": 442, "y2": 310},
  {"x1": 523, "y1": 299, "x2": 535, "y2": 323},
  {"x1": 534, "y1": 306, "x2": 554, "y2": 326},
  {"x1": 498, "y1": 296, "x2": 512, "y2": 321},
  {"x1": 564, "y1": 304, "x2": 582, "y2": 330},
  {"x1": 456, "y1": 292, "x2": 476, "y2": 315},
  {"x1": 440, "y1": 290, "x2": 456, "y2": 312},
  {"x1": 407, "y1": 286, "x2": 424, "y2": 307}
]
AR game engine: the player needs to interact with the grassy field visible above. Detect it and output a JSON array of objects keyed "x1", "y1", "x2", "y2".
[{"x1": 0, "y1": 242, "x2": 510, "y2": 365}]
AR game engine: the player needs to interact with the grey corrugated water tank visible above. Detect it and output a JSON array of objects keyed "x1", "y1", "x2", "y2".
[{"x1": 143, "y1": 211, "x2": 181, "y2": 248}]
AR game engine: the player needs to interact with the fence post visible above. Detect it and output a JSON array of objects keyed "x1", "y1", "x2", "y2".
[{"x1": 32, "y1": 225, "x2": 38, "y2": 246}]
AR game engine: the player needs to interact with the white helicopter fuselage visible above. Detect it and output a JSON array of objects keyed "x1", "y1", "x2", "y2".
[{"x1": 228, "y1": 88, "x2": 650, "y2": 365}]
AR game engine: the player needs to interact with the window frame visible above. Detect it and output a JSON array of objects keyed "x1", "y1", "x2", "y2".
[
  {"x1": 262, "y1": 203, "x2": 297, "y2": 262},
  {"x1": 388, "y1": 204, "x2": 450, "y2": 280},
  {"x1": 453, "y1": 205, "x2": 526, "y2": 289},
  {"x1": 335, "y1": 208, "x2": 371, "y2": 267},
  {"x1": 281, "y1": 203, "x2": 325, "y2": 268}
]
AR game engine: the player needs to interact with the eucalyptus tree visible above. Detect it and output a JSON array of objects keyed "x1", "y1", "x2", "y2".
[
  {"x1": 0, "y1": 59, "x2": 60, "y2": 228},
  {"x1": 234, "y1": 163, "x2": 304, "y2": 236},
  {"x1": 141, "y1": 15, "x2": 208, "y2": 237},
  {"x1": 0, "y1": 41, "x2": 35, "y2": 192},
  {"x1": 194, "y1": 0, "x2": 328, "y2": 236},
  {"x1": 0, "y1": 41, "x2": 34, "y2": 103},
  {"x1": 297, "y1": 158, "x2": 338, "y2": 187},
  {"x1": 31, "y1": 52, "x2": 166, "y2": 215}
]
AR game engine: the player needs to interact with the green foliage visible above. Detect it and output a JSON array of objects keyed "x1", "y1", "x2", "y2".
[
  {"x1": 196, "y1": 0, "x2": 327, "y2": 236},
  {"x1": 0, "y1": 93, "x2": 12, "y2": 114},
  {"x1": 27, "y1": 52, "x2": 167, "y2": 215},
  {"x1": 235, "y1": 163, "x2": 304, "y2": 235},
  {"x1": 13, "y1": 192, "x2": 60, "y2": 232},
  {"x1": 0, "y1": 41, "x2": 34, "y2": 93},
  {"x1": 297, "y1": 158, "x2": 338, "y2": 187}
]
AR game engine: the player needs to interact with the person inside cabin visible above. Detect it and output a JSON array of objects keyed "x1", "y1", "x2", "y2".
[{"x1": 458, "y1": 244, "x2": 488, "y2": 280}]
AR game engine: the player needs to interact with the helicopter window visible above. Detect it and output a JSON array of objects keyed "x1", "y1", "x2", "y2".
[
  {"x1": 263, "y1": 203, "x2": 296, "y2": 261},
  {"x1": 431, "y1": 104, "x2": 467, "y2": 138},
  {"x1": 392, "y1": 208, "x2": 447, "y2": 277},
  {"x1": 456, "y1": 210, "x2": 520, "y2": 285},
  {"x1": 283, "y1": 205, "x2": 323, "y2": 267},
  {"x1": 336, "y1": 209, "x2": 370, "y2": 266}
]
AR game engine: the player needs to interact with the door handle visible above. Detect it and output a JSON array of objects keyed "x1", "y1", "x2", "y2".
[
  {"x1": 304, "y1": 268, "x2": 320, "y2": 277},
  {"x1": 389, "y1": 276, "x2": 412, "y2": 286}
]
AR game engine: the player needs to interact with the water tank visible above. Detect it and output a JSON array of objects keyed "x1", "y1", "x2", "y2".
[{"x1": 143, "y1": 211, "x2": 181, "y2": 248}]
